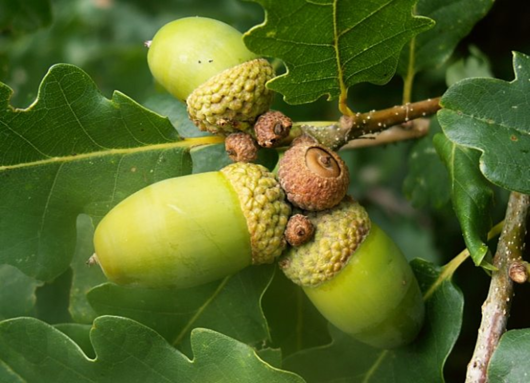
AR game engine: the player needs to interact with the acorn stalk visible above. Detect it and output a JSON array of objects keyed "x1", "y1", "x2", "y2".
[
  {"x1": 280, "y1": 198, "x2": 424, "y2": 349},
  {"x1": 93, "y1": 163, "x2": 291, "y2": 289}
]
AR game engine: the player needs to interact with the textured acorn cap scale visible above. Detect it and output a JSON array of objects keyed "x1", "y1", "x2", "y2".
[
  {"x1": 93, "y1": 163, "x2": 290, "y2": 289},
  {"x1": 187, "y1": 58, "x2": 275, "y2": 135},
  {"x1": 280, "y1": 198, "x2": 425, "y2": 349}
]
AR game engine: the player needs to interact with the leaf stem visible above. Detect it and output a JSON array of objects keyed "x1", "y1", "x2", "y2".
[
  {"x1": 466, "y1": 192, "x2": 530, "y2": 383},
  {"x1": 423, "y1": 221, "x2": 504, "y2": 301},
  {"x1": 402, "y1": 36, "x2": 416, "y2": 104}
]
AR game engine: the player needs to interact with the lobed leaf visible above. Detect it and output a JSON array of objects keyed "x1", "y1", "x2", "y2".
[
  {"x1": 244, "y1": 0, "x2": 433, "y2": 105},
  {"x1": 438, "y1": 51, "x2": 530, "y2": 194},
  {"x1": 433, "y1": 132, "x2": 494, "y2": 267},
  {"x1": 0, "y1": 64, "x2": 194, "y2": 282},
  {"x1": 0, "y1": 316, "x2": 305, "y2": 383},
  {"x1": 87, "y1": 265, "x2": 275, "y2": 355},
  {"x1": 283, "y1": 259, "x2": 463, "y2": 382},
  {"x1": 398, "y1": 0, "x2": 494, "y2": 77}
]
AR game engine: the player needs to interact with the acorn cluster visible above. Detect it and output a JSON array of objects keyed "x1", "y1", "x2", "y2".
[{"x1": 91, "y1": 17, "x2": 425, "y2": 350}]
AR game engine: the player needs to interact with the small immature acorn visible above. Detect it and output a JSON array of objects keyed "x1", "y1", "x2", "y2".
[
  {"x1": 93, "y1": 162, "x2": 291, "y2": 289},
  {"x1": 254, "y1": 110, "x2": 293, "y2": 148},
  {"x1": 284, "y1": 214, "x2": 315, "y2": 247},
  {"x1": 279, "y1": 197, "x2": 425, "y2": 349},
  {"x1": 225, "y1": 132, "x2": 259, "y2": 162},
  {"x1": 278, "y1": 143, "x2": 349, "y2": 211},
  {"x1": 147, "y1": 17, "x2": 275, "y2": 135}
]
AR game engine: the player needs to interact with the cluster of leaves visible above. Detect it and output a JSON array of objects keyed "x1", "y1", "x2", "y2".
[{"x1": 1, "y1": 0, "x2": 530, "y2": 382}]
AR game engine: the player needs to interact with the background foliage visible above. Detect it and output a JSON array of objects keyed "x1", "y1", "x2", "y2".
[{"x1": 1, "y1": 0, "x2": 530, "y2": 382}]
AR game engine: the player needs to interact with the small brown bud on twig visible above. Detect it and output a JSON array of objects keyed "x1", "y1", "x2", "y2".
[
  {"x1": 254, "y1": 111, "x2": 292, "y2": 148},
  {"x1": 285, "y1": 214, "x2": 315, "y2": 247},
  {"x1": 509, "y1": 260, "x2": 530, "y2": 284},
  {"x1": 225, "y1": 132, "x2": 259, "y2": 163}
]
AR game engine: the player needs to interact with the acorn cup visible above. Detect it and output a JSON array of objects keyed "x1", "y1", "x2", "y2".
[
  {"x1": 279, "y1": 197, "x2": 425, "y2": 349},
  {"x1": 147, "y1": 17, "x2": 275, "y2": 135},
  {"x1": 92, "y1": 162, "x2": 291, "y2": 289}
]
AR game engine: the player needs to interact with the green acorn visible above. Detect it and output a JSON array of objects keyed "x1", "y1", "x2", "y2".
[
  {"x1": 92, "y1": 162, "x2": 291, "y2": 289},
  {"x1": 147, "y1": 17, "x2": 275, "y2": 135},
  {"x1": 279, "y1": 197, "x2": 425, "y2": 349}
]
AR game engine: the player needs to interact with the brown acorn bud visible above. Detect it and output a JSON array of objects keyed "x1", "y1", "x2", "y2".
[
  {"x1": 285, "y1": 214, "x2": 315, "y2": 247},
  {"x1": 225, "y1": 132, "x2": 259, "y2": 162},
  {"x1": 254, "y1": 110, "x2": 292, "y2": 148},
  {"x1": 277, "y1": 143, "x2": 349, "y2": 211}
]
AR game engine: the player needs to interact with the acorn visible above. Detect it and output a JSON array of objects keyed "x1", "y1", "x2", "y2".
[
  {"x1": 284, "y1": 214, "x2": 315, "y2": 247},
  {"x1": 277, "y1": 143, "x2": 349, "y2": 211},
  {"x1": 225, "y1": 132, "x2": 259, "y2": 162},
  {"x1": 279, "y1": 197, "x2": 425, "y2": 349},
  {"x1": 92, "y1": 162, "x2": 291, "y2": 289},
  {"x1": 147, "y1": 17, "x2": 275, "y2": 135}
]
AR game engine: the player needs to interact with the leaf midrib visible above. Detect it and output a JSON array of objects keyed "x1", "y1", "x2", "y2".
[{"x1": 0, "y1": 136, "x2": 224, "y2": 172}]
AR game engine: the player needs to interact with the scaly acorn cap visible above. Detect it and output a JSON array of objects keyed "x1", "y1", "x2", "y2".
[
  {"x1": 280, "y1": 197, "x2": 371, "y2": 286},
  {"x1": 221, "y1": 162, "x2": 291, "y2": 264},
  {"x1": 279, "y1": 197, "x2": 425, "y2": 349},
  {"x1": 187, "y1": 58, "x2": 275, "y2": 135},
  {"x1": 278, "y1": 143, "x2": 349, "y2": 211}
]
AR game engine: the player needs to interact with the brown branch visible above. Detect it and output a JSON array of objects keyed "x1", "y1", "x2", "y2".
[
  {"x1": 290, "y1": 97, "x2": 441, "y2": 149},
  {"x1": 341, "y1": 118, "x2": 430, "y2": 149},
  {"x1": 466, "y1": 192, "x2": 530, "y2": 383}
]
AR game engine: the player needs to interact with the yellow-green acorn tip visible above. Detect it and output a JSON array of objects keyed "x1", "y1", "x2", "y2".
[
  {"x1": 221, "y1": 162, "x2": 291, "y2": 264},
  {"x1": 187, "y1": 58, "x2": 275, "y2": 135}
]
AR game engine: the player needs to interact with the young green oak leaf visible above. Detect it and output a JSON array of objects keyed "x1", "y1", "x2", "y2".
[
  {"x1": 0, "y1": 316, "x2": 305, "y2": 383},
  {"x1": 0, "y1": 64, "x2": 196, "y2": 282},
  {"x1": 244, "y1": 0, "x2": 434, "y2": 107},
  {"x1": 438, "y1": 51, "x2": 530, "y2": 194},
  {"x1": 433, "y1": 133, "x2": 494, "y2": 268},
  {"x1": 398, "y1": 0, "x2": 494, "y2": 78},
  {"x1": 282, "y1": 259, "x2": 463, "y2": 383}
]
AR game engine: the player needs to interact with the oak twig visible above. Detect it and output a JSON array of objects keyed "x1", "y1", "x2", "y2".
[
  {"x1": 466, "y1": 192, "x2": 530, "y2": 383},
  {"x1": 290, "y1": 97, "x2": 441, "y2": 150}
]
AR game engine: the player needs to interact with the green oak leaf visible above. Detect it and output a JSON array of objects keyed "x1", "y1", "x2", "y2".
[
  {"x1": 244, "y1": 0, "x2": 433, "y2": 105},
  {"x1": 0, "y1": 64, "x2": 195, "y2": 282},
  {"x1": 437, "y1": 51, "x2": 530, "y2": 194},
  {"x1": 488, "y1": 329, "x2": 530, "y2": 382},
  {"x1": 0, "y1": 0, "x2": 52, "y2": 35},
  {"x1": 54, "y1": 323, "x2": 95, "y2": 359},
  {"x1": 398, "y1": 0, "x2": 494, "y2": 77},
  {"x1": 283, "y1": 259, "x2": 463, "y2": 382},
  {"x1": 433, "y1": 132, "x2": 494, "y2": 267},
  {"x1": 0, "y1": 316, "x2": 305, "y2": 383},
  {"x1": 87, "y1": 265, "x2": 275, "y2": 356},
  {"x1": 403, "y1": 117, "x2": 451, "y2": 209}
]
